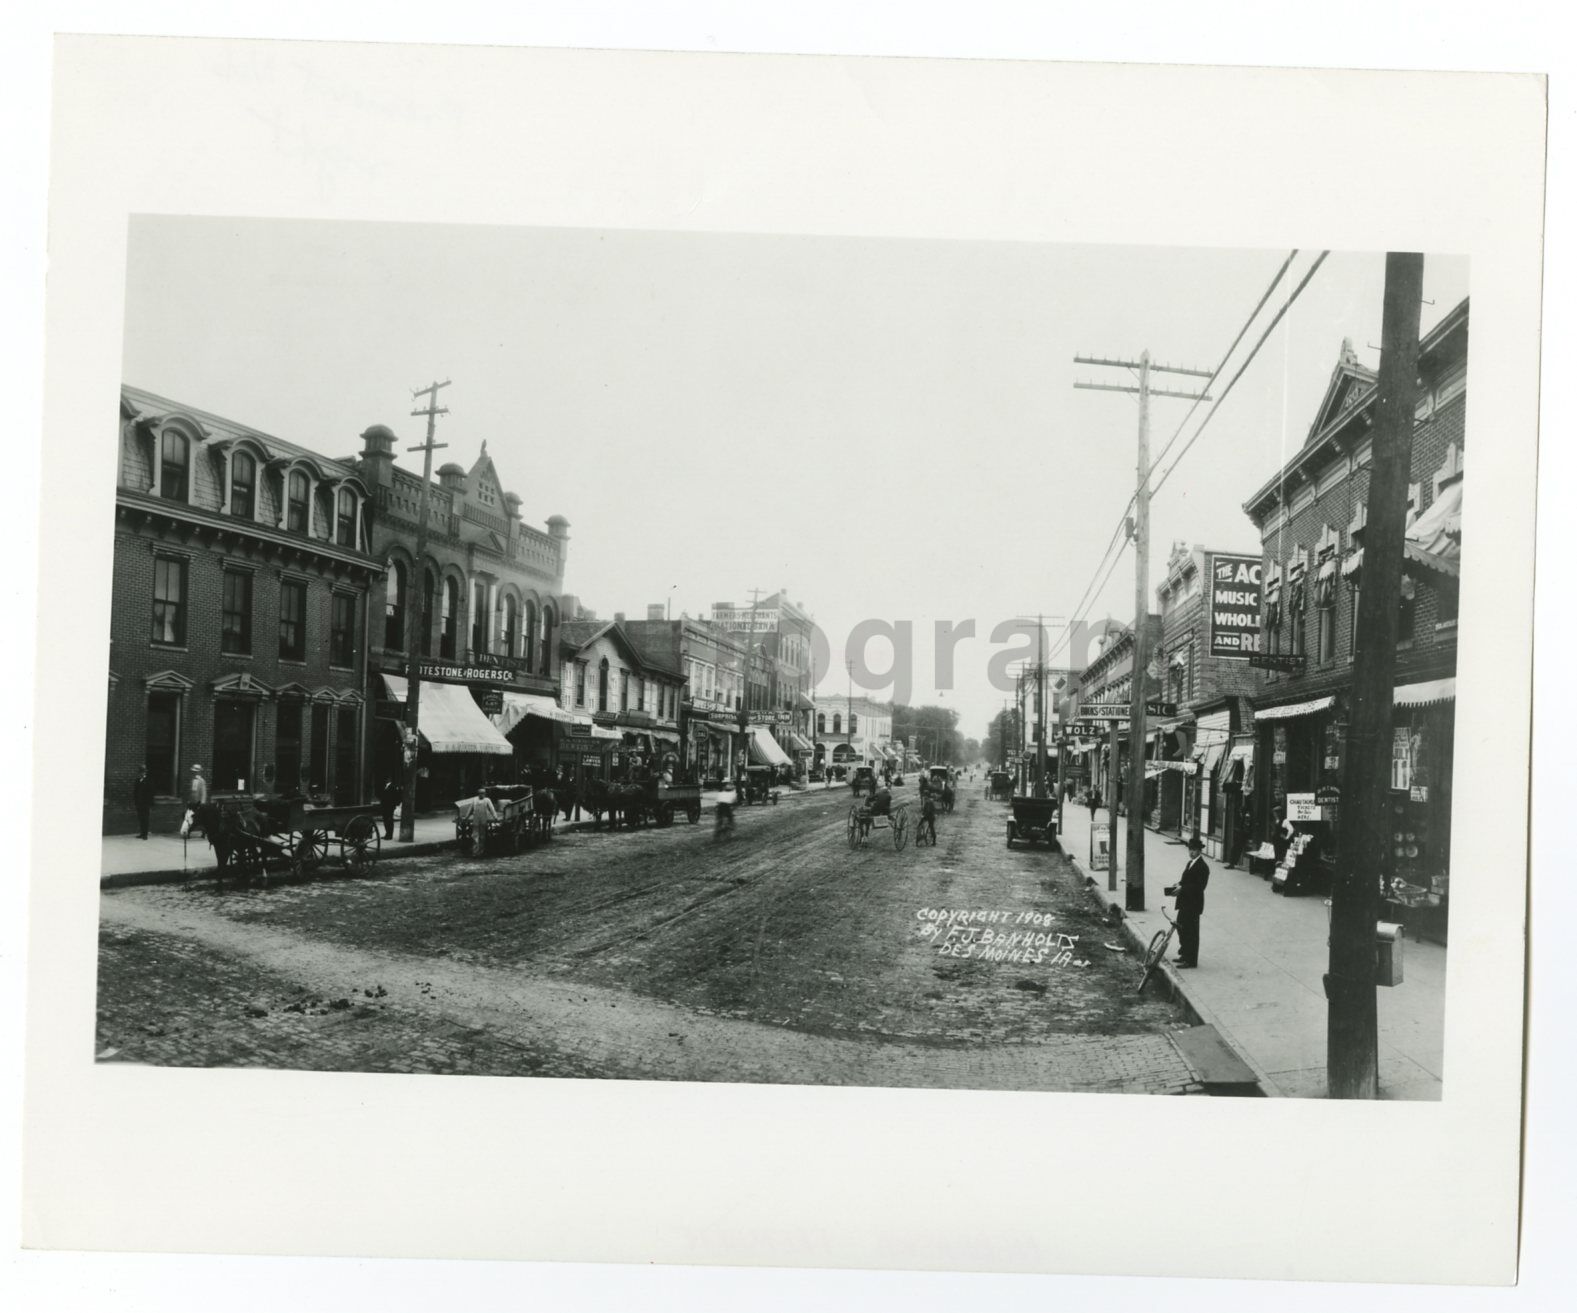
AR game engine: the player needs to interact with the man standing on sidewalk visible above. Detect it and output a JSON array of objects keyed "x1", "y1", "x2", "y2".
[
  {"x1": 132, "y1": 767, "x2": 153, "y2": 839},
  {"x1": 1165, "y1": 834, "x2": 1210, "y2": 969}
]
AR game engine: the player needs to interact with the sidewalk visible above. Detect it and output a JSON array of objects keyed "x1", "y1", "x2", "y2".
[{"x1": 1059, "y1": 804, "x2": 1446, "y2": 1100}]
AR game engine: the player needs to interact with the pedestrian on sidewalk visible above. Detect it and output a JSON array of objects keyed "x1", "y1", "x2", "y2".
[
  {"x1": 1164, "y1": 833, "x2": 1210, "y2": 968},
  {"x1": 379, "y1": 777, "x2": 402, "y2": 840},
  {"x1": 1087, "y1": 786, "x2": 1102, "y2": 821},
  {"x1": 132, "y1": 766, "x2": 153, "y2": 839},
  {"x1": 185, "y1": 765, "x2": 208, "y2": 838}
]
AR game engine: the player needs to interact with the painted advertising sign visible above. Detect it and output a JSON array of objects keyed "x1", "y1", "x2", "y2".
[{"x1": 1208, "y1": 552, "x2": 1263, "y2": 658}]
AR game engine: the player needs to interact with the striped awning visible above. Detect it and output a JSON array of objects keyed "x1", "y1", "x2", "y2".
[
  {"x1": 1394, "y1": 677, "x2": 1456, "y2": 708},
  {"x1": 1253, "y1": 695, "x2": 1336, "y2": 723},
  {"x1": 381, "y1": 674, "x2": 513, "y2": 755}
]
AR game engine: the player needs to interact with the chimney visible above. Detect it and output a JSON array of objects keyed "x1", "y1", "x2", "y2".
[
  {"x1": 437, "y1": 461, "x2": 466, "y2": 492},
  {"x1": 647, "y1": 604, "x2": 665, "y2": 621},
  {"x1": 359, "y1": 424, "x2": 396, "y2": 489},
  {"x1": 546, "y1": 514, "x2": 570, "y2": 584},
  {"x1": 502, "y1": 491, "x2": 522, "y2": 519},
  {"x1": 614, "y1": 611, "x2": 626, "y2": 624}
]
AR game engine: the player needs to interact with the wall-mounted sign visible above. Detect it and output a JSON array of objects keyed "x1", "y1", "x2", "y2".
[
  {"x1": 415, "y1": 658, "x2": 518, "y2": 685},
  {"x1": 478, "y1": 687, "x2": 504, "y2": 717},
  {"x1": 1286, "y1": 792, "x2": 1322, "y2": 822},
  {"x1": 1410, "y1": 785, "x2": 1430, "y2": 803},
  {"x1": 747, "y1": 711, "x2": 791, "y2": 724},
  {"x1": 1315, "y1": 786, "x2": 1342, "y2": 807},
  {"x1": 1079, "y1": 704, "x2": 1131, "y2": 720},
  {"x1": 711, "y1": 607, "x2": 781, "y2": 633},
  {"x1": 1248, "y1": 652, "x2": 1306, "y2": 672},
  {"x1": 1208, "y1": 553, "x2": 1263, "y2": 658},
  {"x1": 1272, "y1": 750, "x2": 1287, "y2": 765},
  {"x1": 1147, "y1": 700, "x2": 1178, "y2": 717}
]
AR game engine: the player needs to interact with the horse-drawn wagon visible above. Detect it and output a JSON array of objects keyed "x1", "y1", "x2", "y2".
[
  {"x1": 847, "y1": 796, "x2": 910, "y2": 850},
  {"x1": 194, "y1": 795, "x2": 382, "y2": 887}
]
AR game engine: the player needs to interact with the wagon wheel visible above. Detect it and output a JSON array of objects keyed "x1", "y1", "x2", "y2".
[
  {"x1": 343, "y1": 815, "x2": 381, "y2": 873},
  {"x1": 892, "y1": 811, "x2": 909, "y2": 852},
  {"x1": 296, "y1": 828, "x2": 332, "y2": 876},
  {"x1": 847, "y1": 807, "x2": 861, "y2": 849}
]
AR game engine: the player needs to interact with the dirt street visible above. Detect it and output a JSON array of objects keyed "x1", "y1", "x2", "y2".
[{"x1": 97, "y1": 784, "x2": 1200, "y2": 1092}]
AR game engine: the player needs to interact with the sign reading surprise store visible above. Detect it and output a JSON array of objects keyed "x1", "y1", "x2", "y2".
[{"x1": 1208, "y1": 553, "x2": 1263, "y2": 658}]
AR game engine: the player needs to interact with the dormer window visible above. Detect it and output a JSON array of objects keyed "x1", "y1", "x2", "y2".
[
  {"x1": 230, "y1": 452, "x2": 256, "y2": 519},
  {"x1": 287, "y1": 471, "x2": 311, "y2": 533},
  {"x1": 336, "y1": 488, "x2": 357, "y2": 548},
  {"x1": 160, "y1": 431, "x2": 189, "y2": 501}
]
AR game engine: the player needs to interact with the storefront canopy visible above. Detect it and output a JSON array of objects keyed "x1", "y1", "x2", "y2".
[
  {"x1": 1394, "y1": 677, "x2": 1456, "y2": 708},
  {"x1": 785, "y1": 731, "x2": 814, "y2": 754},
  {"x1": 1405, "y1": 480, "x2": 1463, "y2": 579},
  {"x1": 494, "y1": 691, "x2": 585, "y2": 737},
  {"x1": 748, "y1": 726, "x2": 793, "y2": 767},
  {"x1": 1200, "y1": 743, "x2": 1228, "y2": 779},
  {"x1": 382, "y1": 674, "x2": 513, "y2": 755},
  {"x1": 1253, "y1": 695, "x2": 1336, "y2": 723}
]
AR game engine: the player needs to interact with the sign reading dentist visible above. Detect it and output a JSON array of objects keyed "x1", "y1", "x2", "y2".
[{"x1": 1207, "y1": 552, "x2": 1263, "y2": 659}]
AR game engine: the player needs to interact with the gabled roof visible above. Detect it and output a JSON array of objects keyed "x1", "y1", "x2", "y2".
[
  {"x1": 467, "y1": 442, "x2": 505, "y2": 498},
  {"x1": 1302, "y1": 339, "x2": 1378, "y2": 450},
  {"x1": 558, "y1": 619, "x2": 684, "y2": 678}
]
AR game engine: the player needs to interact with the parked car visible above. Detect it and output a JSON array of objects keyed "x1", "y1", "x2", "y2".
[{"x1": 849, "y1": 765, "x2": 878, "y2": 797}]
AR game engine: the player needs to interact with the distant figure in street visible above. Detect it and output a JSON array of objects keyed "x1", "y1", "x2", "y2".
[
  {"x1": 132, "y1": 767, "x2": 153, "y2": 839},
  {"x1": 379, "y1": 778, "x2": 402, "y2": 840},
  {"x1": 1087, "y1": 786, "x2": 1102, "y2": 821},
  {"x1": 1164, "y1": 834, "x2": 1210, "y2": 968}
]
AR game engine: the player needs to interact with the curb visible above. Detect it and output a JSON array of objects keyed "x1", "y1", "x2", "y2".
[{"x1": 1063, "y1": 845, "x2": 1281, "y2": 1099}]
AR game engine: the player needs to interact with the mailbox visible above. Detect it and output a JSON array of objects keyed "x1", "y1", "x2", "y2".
[{"x1": 1375, "y1": 921, "x2": 1404, "y2": 987}]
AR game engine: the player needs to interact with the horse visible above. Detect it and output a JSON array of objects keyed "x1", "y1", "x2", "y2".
[
  {"x1": 193, "y1": 801, "x2": 266, "y2": 889},
  {"x1": 940, "y1": 783, "x2": 956, "y2": 814},
  {"x1": 528, "y1": 775, "x2": 557, "y2": 842},
  {"x1": 582, "y1": 777, "x2": 617, "y2": 830}
]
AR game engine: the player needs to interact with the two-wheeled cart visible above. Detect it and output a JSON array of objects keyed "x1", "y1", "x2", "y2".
[
  {"x1": 455, "y1": 785, "x2": 535, "y2": 857},
  {"x1": 847, "y1": 799, "x2": 910, "y2": 851}
]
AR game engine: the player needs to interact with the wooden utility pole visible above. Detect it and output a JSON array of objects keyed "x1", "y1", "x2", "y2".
[
  {"x1": 399, "y1": 379, "x2": 450, "y2": 843},
  {"x1": 1108, "y1": 717, "x2": 1121, "y2": 892},
  {"x1": 1327, "y1": 253, "x2": 1424, "y2": 1099},
  {"x1": 1076, "y1": 353, "x2": 1210, "y2": 909}
]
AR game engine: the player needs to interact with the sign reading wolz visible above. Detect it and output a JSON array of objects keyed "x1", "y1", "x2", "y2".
[{"x1": 1208, "y1": 553, "x2": 1263, "y2": 659}]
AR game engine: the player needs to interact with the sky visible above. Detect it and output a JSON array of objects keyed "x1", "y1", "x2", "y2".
[{"x1": 121, "y1": 218, "x2": 1468, "y2": 739}]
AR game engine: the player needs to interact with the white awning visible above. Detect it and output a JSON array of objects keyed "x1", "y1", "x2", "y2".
[
  {"x1": 650, "y1": 728, "x2": 681, "y2": 745},
  {"x1": 748, "y1": 726, "x2": 793, "y2": 767},
  {"x1": 1200, "y1": 743, "x2": 1227, "y2": 778},
  {"x1": 1394, "y1": 677, "x2": 1456, "y2": 708},
  {"x1": 1253, "y1": 695, "x2": 1336, "y2": 723},
  {"x1": 495, "y1": 691, "x2": 583, "y2": 736},
  {"x1": 382, "y1": 675, "x2": 513, "y2": 755}
]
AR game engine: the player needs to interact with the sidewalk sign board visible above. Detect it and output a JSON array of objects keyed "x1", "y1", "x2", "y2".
[
  {"x1": 1089, "y1": 822, "x2": 1111, "y2": 870},
  {"x1": 1286, "y1": 792, "x2": 1322, "y2": 822}
]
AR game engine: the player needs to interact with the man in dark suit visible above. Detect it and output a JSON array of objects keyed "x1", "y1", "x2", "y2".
[
  {"x1": 132, "y1": 766, "x2": 154, "y2": 839},
  {"x1": 1166, "y1": 833, "x2": 1210, "y2": 968}
]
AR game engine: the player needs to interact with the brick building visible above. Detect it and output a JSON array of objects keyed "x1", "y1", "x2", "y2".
[
  {"x1": 1067, "y1": 616, "x2": 1162, "y2": 810},
  {"x1": 354, "y1": 431, "x2": 572, "y2": 807},
  {"x1": 106, "y1": 386, "x2": 382, "y2": 834},
  {"x1": 1148, "y1": 542, "x2": 1264, "y2": 852},
  {"x1": 710, "y1": 592, "x2": 819, "y2": 774},
  {"x1": 556, "y1": 617, "x2": 686, "y2": 781},
  {"x1": 1241, "y1": 298, "x2": 1466, "y2": 931},
  {"x1": 622, "y1": 613, "x2": 750, "y2": 783}
]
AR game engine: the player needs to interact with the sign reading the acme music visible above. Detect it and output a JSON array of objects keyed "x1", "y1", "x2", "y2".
[{"x1": 1208, "y1": 552, "x2": 1263, "y2": 658}]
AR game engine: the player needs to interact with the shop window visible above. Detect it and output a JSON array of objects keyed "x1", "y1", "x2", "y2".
[
  {"x1": 145, "y1": 691, "x2": 181, "y2": 794},
  {"x1": 151, "y1": 556, "x2": 187, "y2": 646},
  {"x1": 440, "y1": 576, "x2": 458, "y2": 658},
  {"x1": 309, "y1": 703, "x2": 330, "y2": 794},
  {"x1": 384, "y1": 561, "x2": 406, "y2": 651},
  {"x1": 275, "y1": 701, "x2": 303, "y2": 793},
  {"x1": 159, "y1": 431, "x2": 189, "y2": 501},
  {"x1": 212, "y1": 699, "x2": 255, "y2": 792},
  {"x1": 336, "y1": 488, "x2": 357, "y2": 548},
  {"x1": 230, "y1": 452, "x2": 256, "y2": 519},
  {"x1": 1317, "y1": 605, "x2": 1336, "y2": 664},
  {"x1": 220, "y1": 569, "x2": 252, "y2": 656},
  {"x1": 598, "y1": 659, "x2": 610, "y2": 712},
  {"x1": 501, "y1": 594, "x2": 518, "y2": 657},
  {"x1": 288, "y1": 471, "x2": 311, "y2": 533},
  {"x1": 330, "y1": 592, "x2": 356, "y2": 668},
  {"x1": 1437, "y1": 580, "x2": 1460, "y2": 627},
  {"x1": 334, "y1": 706, "x2": 359, "y2": 804},
  {"x1": 471, "y1": 582, "x2": 489, "y2": 655},
  {"x1": 279, "y1": 580, "x2": 307, "y2": 662}
]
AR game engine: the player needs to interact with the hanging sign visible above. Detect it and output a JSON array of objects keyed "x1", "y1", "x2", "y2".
[
  {"x1": 1208, "y1": 553, "x2": 1264, "y2": 658},
  {"x1": 1286, "y1": 792, "x2": 1322, "y2": 822},
  {"x1": 1248, "y1": 652, "x2": 1305, "y2": 672}
]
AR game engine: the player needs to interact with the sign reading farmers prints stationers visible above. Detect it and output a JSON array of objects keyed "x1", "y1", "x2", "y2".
[{"x1": 1207, "y1": 552, "x2": 1263, "y2": 658}]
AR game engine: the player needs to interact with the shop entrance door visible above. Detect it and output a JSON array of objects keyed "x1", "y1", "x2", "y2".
[{"x1": 213, "y1": 699, "x2": 254, "y2": 792}]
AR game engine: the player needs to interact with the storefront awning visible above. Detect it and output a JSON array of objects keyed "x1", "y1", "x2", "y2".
[
  {"x1": 1200, "y1": 743, "x2": 1227, "y2": 778},
  {"x1": 1394, "y1": 677, "x2": 1456, "y2": 708},
  {"x1": 1252, "y1": 695, "x2": 1336, "y2": 723},
  {"x1": 785, "y1": 731, "x2": 814, "y2": 753},
  {"x1": 793, "y1": 691, "x2": 816, "y2": 712},
  {"x1": 748, "y1": 726, "x2": 793, "y2": 767},
  {"x1": 650, "y1": 728, "x2": 681, "y2": 745},
  {"x1": 1404, "y1": 480, "x2": 1463, "y2": 579},
  {"x1": 381, "y1": 674, "x2": 513, "y2": 755},
  {"x1": 495, "y1": 691, "x2": 583, "y2": 737}
]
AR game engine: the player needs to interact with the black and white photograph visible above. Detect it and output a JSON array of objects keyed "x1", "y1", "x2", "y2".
[
  {"x1": 18, "y1": 28, "x2": 1550, "y2": 1296},
  {"x1": 96, "y1": 221, "x2": 1468, "y2": 1103}
]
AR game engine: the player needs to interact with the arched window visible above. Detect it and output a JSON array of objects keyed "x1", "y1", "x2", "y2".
[
  {"x1": 850, "y1": 712, "x2": 858, "y2": 733},
  {"x1": 501, "y1": 595, "x2": 518, "y2": 657},
  {"x1": 336, "y1": 488, "x2": 357, "y2": 548},
  {"x1": 439, "y1": 575, "x2": 457, "y2": 658},
  {"x1": 522, "y1": 601, "x2": 537, "y2": 669},
  {"x1": 816, "y1": 712, "x2": 826, "y2": 735},
  {"x1": 424, "y1": 569, "x2": 438, "y2": 656},
  {"x1": 539, "y1": 604, "x2": 555, "y2": 676},
  {"x1": 384, "y1": 561, "x2": 406, "y2": 651},
  {"x1": 160, "y1": 431, "x2": 188, "y2": 500},
  {"x1": 598, "y1": 657, "x2": 610, "y2": 712},
  {"x1": 471, "y1": 582, "x2": 489, "y2": 655},
  {"x1": 230, "y1": 451, "x2": 256, "y2": 519},
  {"x1": 287, "y1": 470, "x2": 310, "y2": 533},
  {"x1": 832, "y1": 713, "x2": 842, "y2": 734}
]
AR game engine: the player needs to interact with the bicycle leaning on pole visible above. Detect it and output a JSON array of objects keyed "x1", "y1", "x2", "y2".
[{"x1": 1136, "y1": 908, "x2": 1179, "y2": 996}]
